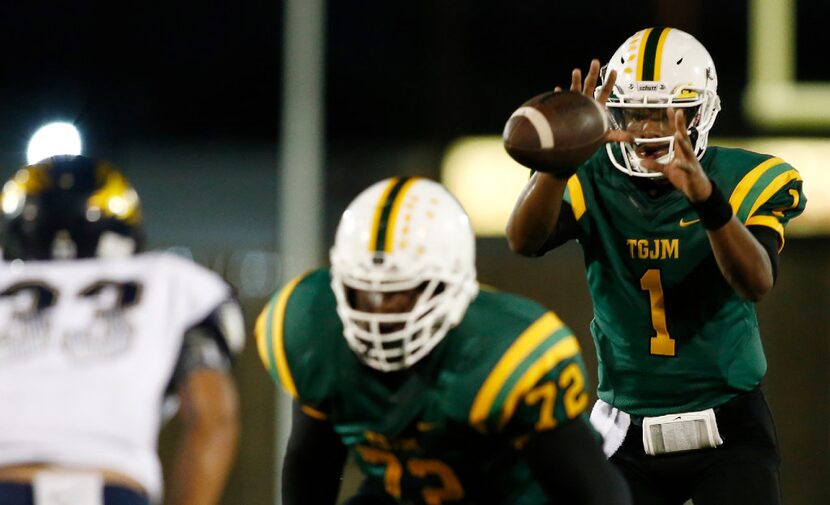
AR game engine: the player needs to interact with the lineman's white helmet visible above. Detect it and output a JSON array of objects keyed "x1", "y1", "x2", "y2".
[{"x1": 330, "y1": 177, "x2": 479, "y2": 372}]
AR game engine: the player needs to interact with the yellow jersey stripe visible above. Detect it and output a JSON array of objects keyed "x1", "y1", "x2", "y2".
[
  {"x1": 255, "y1": 305, "x2": 271, "y2": 371},
  {"x1": 301, "y1": 405, "x2": 328, "y2": 420},
  {"x1": 566, "y1": 175, "x2": 587, "y2": 221},
  {"x1": 255, "y1": 295, "x2": 286, "y2": 387},
  {"x1": 636, "y1": 28, "x2": 653, "y2": 81},
  {"x1": 369, "y1": 178, "x2": 401, "y2": 252},
  {"x1": 746, "y1": 169, "x2": 802, "y2": 220},
  {"x1": 728, "y1": 157, "x2": 785, "y2": 215},
  {"x1": 479, "y1": 282, "x2": 498, "y2": 292},
  {"x1": 469, "y1": 312, "x2": 564, "y2": 430},
  {"x1": 267, "y1": 272, "x2": 310, "y2": 398},
  {"x1": 653, "y1": 28, "x2": 671, "y2": 81},
  {"x1": 383, "y1": 177, "x2": 420, "y2": 252},
  {"x1": 498, "y1": 335, "x2": 581, "y2": 429},
  {"x1": 745, "y1": 215, "x2": 785, "y2": 251}
]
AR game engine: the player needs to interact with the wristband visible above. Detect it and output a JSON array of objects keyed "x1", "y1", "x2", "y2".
[{"x1": 690, "y1": 179, "x2": 732, "y2": 230}]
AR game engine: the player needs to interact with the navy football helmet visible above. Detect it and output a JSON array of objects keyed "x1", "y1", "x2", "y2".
[{"x1": 0, "y1": 155, "x2": 144, "y2": 260}]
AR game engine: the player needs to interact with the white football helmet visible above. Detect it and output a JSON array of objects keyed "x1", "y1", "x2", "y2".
[
  {"x1": 330, "y1": 177, "x2": 479, "y2": 372},
  {"x1": 597, "y1": 27, "x2": 721, "y2": 177}
]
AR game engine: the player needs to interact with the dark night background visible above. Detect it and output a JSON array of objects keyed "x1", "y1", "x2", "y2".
[
  {"x1": 0, "y1": 1, "x2": 758, "y2": 152},
  {"x1": 2, "y1": 1, "x2": 828, "y2": 149},
  {"x1": 0, "y1": 2, "x2": 828, "y2": 505}
]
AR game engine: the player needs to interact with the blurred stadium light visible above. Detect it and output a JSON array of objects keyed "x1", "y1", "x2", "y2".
[
  {"x1": 442, "y1": 136, "x2": 829, "y2": 236},
  {"x1": 26, "y1": 122, "x2": 82, "y2": 164},
  {"x1": 441, "y1": 137, "x2": 529, "y2": 236}
]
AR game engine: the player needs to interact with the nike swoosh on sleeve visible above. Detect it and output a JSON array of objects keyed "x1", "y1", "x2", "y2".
[{"x1": 679, "y1": 218, "x2": 700, "y2": 227}]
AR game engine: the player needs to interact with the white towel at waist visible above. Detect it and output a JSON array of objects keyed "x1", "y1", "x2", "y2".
[{"x1": 589, "y1": 399, "x2": 631, "y2": 458}]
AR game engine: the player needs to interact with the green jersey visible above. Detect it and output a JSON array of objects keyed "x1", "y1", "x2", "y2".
[
  {"x1": 256, "y1": 268, "x2": 590, "y2": 505},
  {"x1": 563, "y1": 146, "x2": 806, "y2": 416}
]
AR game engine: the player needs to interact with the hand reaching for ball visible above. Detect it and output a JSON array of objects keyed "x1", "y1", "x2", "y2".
[{"x1": 503, "y1": 59, "x2": 632, "y2": 177}]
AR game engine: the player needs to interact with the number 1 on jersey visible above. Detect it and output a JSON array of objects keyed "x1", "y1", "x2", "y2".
[{"x1": 640, "y1": 269, "x2": 676, "y2": 357}]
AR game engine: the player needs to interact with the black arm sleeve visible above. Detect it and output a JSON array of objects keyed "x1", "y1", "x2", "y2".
[
  {"x1": 165, "y1": 303, "x2": 240, "y2": 396},
  {"x1": 538, "y1": 202, "x2": 580, "y2": 255},
  {"x1": 525, "y1": 417, "x2": 631, "y2": 505},
  {"x1": 747, "y1": 225, "x2": 780, "y2": 282},
  {"x1": 283, "y1": 402, "x2": 348, "y2": 505}
]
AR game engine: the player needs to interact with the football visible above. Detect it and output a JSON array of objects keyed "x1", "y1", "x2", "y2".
[{"x1": 502, "y1": 90, "x2": 608, "y2": 176}]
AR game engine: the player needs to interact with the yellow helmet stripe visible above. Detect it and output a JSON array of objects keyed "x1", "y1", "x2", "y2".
[
  {"x1": 383, "y1": 177, "x2": 419, "y2": 252},
  {"x1": 369, "y1": 176, "x2": 419, "y2": 253},
  {"x1": 635, "y1": 28, "x2": 653, "y2": 81},
  {"x1": 369, "y1": 178, "x2": 400, "y2": 251},
  {"x1": 637, "y1": 27, "x2": 669, "y2": 81},
  {"x1": 653, "y1": 28, "x2": 672, "y2": 81}
]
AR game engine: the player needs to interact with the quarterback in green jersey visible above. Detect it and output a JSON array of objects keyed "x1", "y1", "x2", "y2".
[
  {"x1": 256, "y1": 177, "x2": 631, "y2": 504},
  {"x1": 507, "y1": 28, "x2": 805, "y2": 505}
]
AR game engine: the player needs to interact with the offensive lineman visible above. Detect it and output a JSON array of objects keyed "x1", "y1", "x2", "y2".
[
  {"x1": 257, "y1": 177, "x2": 631, "y2": 504},
  {"x1": 0, "y1": 155, "x2": 244, "y2": 505}
]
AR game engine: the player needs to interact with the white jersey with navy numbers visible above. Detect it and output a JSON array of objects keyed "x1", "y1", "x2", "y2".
[{"x1": 0, "y1": 251, "x2": 232, "y2": 502}]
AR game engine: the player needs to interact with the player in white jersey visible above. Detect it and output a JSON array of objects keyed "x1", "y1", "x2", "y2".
[{"x1": 0, "y1": 155, "x2": 244, "y2": 505}]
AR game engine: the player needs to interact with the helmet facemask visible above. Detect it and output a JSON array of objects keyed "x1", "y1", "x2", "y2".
[
  {"x1": 331, "y1": 252, "x2": 476, "y2": 373},
  {"x1": 603, "y1": 81, "x2": 720, "y2": 178}
]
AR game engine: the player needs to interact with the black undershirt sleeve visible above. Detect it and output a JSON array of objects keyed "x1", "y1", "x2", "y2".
[
  {"x1": 538, "y1": 202, "x2": 579, "y2": 255},
  {"x1": 525, "y1": 416, "x2": 631, "y2": 505},
  {"x1": 165, "y1": 307, "x2": 236, "y2": 396},
  {"x1": 283, "y1": 403, "x2": 348, "y2": 505},
  {"x1": 748, "y1": 225, "x2": 780, "y2": 282}
]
